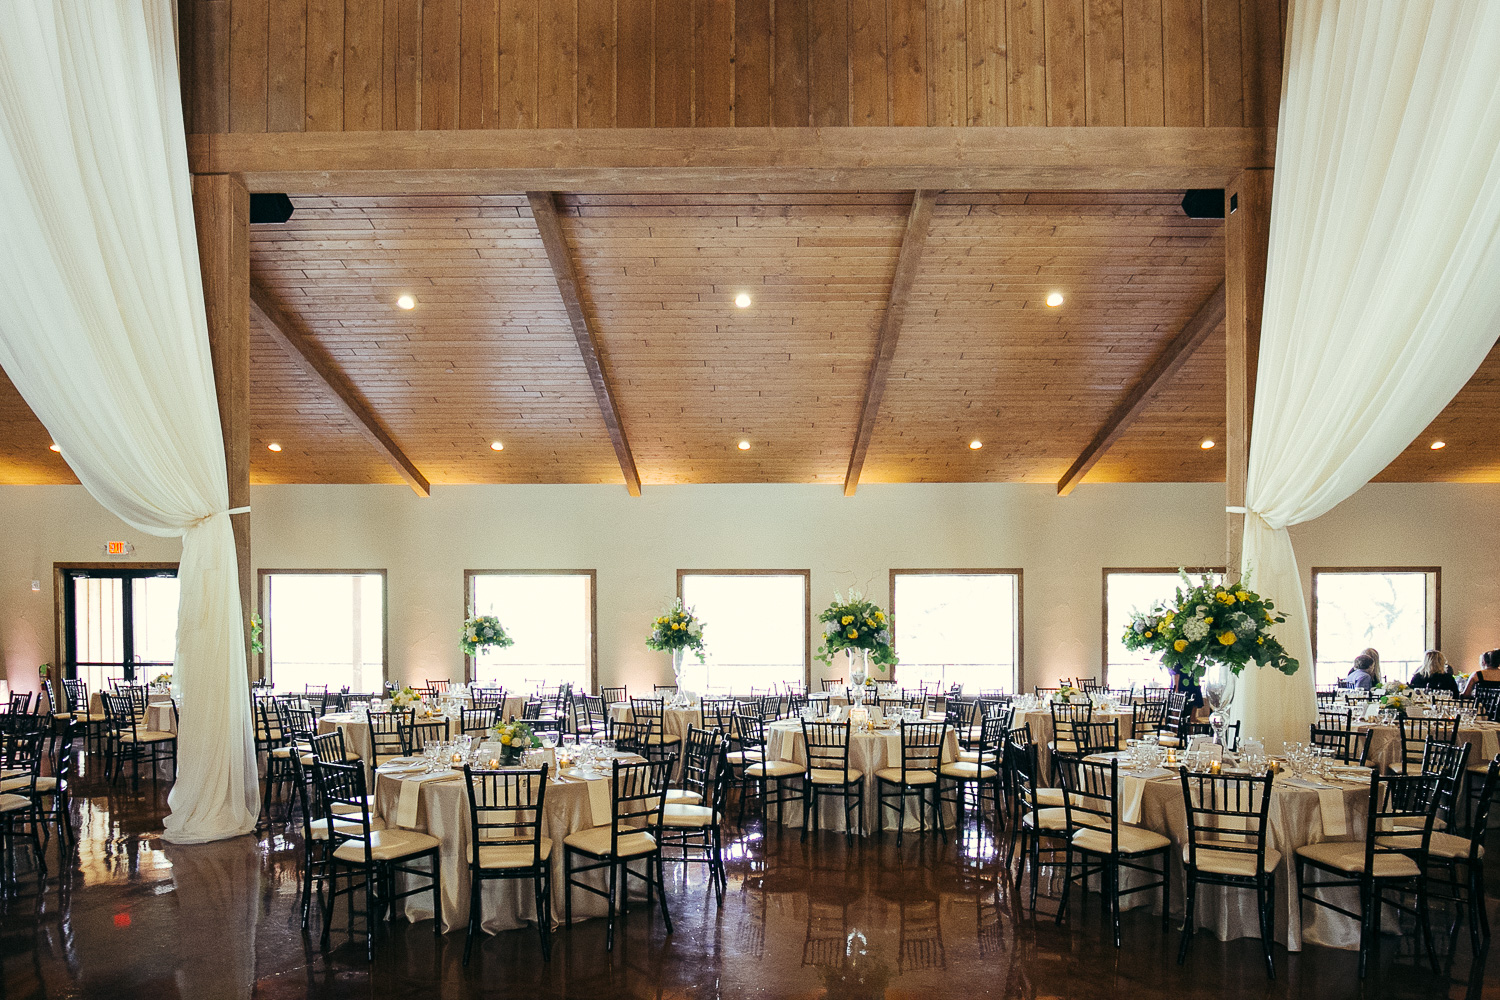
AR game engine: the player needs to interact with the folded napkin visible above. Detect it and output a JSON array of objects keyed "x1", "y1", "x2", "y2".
[
  {"x1": 585, "y1": 777, "x2": 612, "y2": 827},
  {"x1": 1281, "y1": 776, "x2": 1347, "y2": 837},
  {"x1": 1119, "y1": 775, "x2": 1148, "y2": 824},
  {"x1": 394, "y1": 769, "x2": 461, "y2": 828}
]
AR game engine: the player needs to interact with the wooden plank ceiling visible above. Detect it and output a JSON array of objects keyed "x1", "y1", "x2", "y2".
[{"x1": 2, "y1": 188, "x2": 1496, "y2": 488}]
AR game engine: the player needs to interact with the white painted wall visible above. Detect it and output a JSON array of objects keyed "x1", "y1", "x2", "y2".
[{"x1": 2, "y1": 481, "x2": 1495, "y2": 699}]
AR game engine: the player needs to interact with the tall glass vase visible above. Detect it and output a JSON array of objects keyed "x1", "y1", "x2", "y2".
[
  {"x1": 846, "y1": 648, "x2": 870, "y2": 707},
  {"x1": 670, "y1": 648, "x2": 692, "y2": 709}
]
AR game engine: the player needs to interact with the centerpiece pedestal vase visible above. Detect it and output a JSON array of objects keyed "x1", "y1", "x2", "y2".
[
  {"x1": 670, "y1": 648, "x2": 693, "y2": 709},
  {"x1": 846, "y1": 649, "x2": 870, "y2": 707}
]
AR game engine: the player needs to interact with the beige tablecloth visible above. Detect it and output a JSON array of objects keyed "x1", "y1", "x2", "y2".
[
  {"x1": 761, "y1": 721, "x2": 962, "y2": 834},
  {"x1": 146, "y1": 701, "x2": 176, "y2": 734},
  {"x1": 1084, "y1": 764, "x2": 1370, "y2": 952},
  {"x1": 372, "y1": 757, "x2": 644, "y2": 933},
  {"x1": 607, "y1": 702, "x2": 701, "y2": 742},
  {"x1": 1019, "y1": 707, "x2": 1134, "y2": 779},
  {"x1": 1358, "y1": 720, "x2": 1500, "y2": 772}
]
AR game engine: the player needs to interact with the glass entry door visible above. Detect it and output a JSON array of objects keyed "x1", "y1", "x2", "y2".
[{"x1": 62, "y1": 567, "x2": 179, "y2": 691}]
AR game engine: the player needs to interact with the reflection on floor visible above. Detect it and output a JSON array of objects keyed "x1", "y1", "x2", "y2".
[{"x1": 0, "y1": 752, "x2": 1496, "y2": 999}]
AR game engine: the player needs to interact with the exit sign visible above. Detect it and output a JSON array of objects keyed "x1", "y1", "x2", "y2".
[{"x1": 104, "y1": 541, "x2": 131, "y2": 556}]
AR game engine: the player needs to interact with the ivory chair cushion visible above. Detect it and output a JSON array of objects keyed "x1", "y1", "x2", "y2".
[
  {"x1": 662, "y1": 804, "x2": 715, "y2": 828},
  {"x1": 940, "y1": 762, "x2": 997, "y2": 780},
  {"x1": 808, "y1": 767, "x2": 862, "y2": 785},
  {"x1": 1073, "y1": 824, "x2": 1171, "y2": 856},
  {"x1": 745, "y1": 760, "x2": 801, "y2": 779},
  {"x1": 563, "y1": 825, "x2": 659, "y2": 858},
  {"x1": 120, "y1": 730, "x2": 175, "y2": 744},
  {"x1": 1184, "y1": 843, "x2": 1282, "y2": 876},
  {"x1": 875, "y1": 767, "x2": 938, "y2": 785},
  {"x1": 310, "y1": 815, "x2": 388, "y2": 841},
  {"x1": 476, "y1": 837, "x2": 552, "y2": 869},
  {"x1": 332, "y1": 827, "x2": 438, "y2": 862},
  {"x1": 1295, "y1": 841, "x2": 1420, "y2": 878}
]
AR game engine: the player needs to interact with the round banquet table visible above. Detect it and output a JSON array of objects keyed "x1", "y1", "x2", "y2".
[
  {"x1": 370, "y1": 754, "x2": 647, "y2": 933},
  {"x1": 607, "y1": 702, "x2": 701, "y2": 742},
  {"x1": 318, "y1": 712, "x2": 376, "y2": 772},
  {"x1": 761, "y1": 720, "x2": 962, "y2": 834},
  {"x1": 1356, "y1": 719, "x2": 1500, "y2": 773},
  {"x1": 1019, "y1": 706, "x2": 1134, "y2": 780},
  {"x1": 145, "y1": 700, "x2": 177, "y2": 734},
  {"x1": 1068, "y1": 757, "x2": 1373, "y2": 951}
]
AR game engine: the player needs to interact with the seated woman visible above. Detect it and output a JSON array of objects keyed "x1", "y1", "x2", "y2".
[
  {"x1": 1462, "y1": 649, "x2": 1500, "y2": 695},
  {"x1": 1408, "y1": 650, "x2": 1459, "y2": 695},
  {"x1": 1340, "y1": 653, "x2": 1377, "y2": 690}
]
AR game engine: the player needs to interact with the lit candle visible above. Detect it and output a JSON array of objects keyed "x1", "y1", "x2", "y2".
[
  {"x1": 1209, "y1": 759, "x2": 1222, "y2": 775},
  {"x1": 451, "y1": 752, "x2": 463, "y2": 764},
  {"x1": 1167, "y1": 749, "x2": 1177, "y2": 765}
]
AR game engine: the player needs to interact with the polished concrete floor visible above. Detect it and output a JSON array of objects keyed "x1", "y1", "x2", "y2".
[{"x1": 1, "y1": 751, "x2": 1497, "y2": 999}]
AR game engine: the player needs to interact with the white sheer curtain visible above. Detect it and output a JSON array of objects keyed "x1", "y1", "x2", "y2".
[
  {"x1": 0, "y1": 2, "x2": 257, "y2": 841},
  {"x1": 1235, "y1": 0, "x2": 1500, "y2": 748}
]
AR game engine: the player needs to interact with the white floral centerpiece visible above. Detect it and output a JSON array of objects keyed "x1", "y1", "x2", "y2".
[
  {"x1": 390, "y1": 686, "x2": 419, "y2": 709},
  {"x1": 815, "y1": 591, "x2": 896, "y2": 707}
]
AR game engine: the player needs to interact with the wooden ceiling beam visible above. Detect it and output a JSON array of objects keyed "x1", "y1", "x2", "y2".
[
  {"x1": 1055, "y1": 283, "x2": 1228, "y2": 496},
  {"x1": 188, "y1": 126, "x2": 1274, "y2": 194},
  {"x1": 526, "y1": 191, "x2": 642, "y2": 497},
  {"x1": 844, "y1": 190, "x2": 939, "y2": 497},
  {"x1": 248, "y1": 284, "x2": 432, "y2": 497}
]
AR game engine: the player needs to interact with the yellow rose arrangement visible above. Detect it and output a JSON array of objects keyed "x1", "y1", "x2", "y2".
[
  {"x1": 815, "y1": 590, "x2": 897, "y2": 668},
  {"x1": 1121, "y1": 569, "x2": 1298, "y2": 683},
  {"x1": 645, "y1": 599, "x2": 707, "y2": 660}
]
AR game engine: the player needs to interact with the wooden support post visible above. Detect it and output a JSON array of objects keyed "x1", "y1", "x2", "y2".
[
  {"x1": 1225, "y1": 169, "x2": 1273, "y2": 583},
  {"x1": 192, "y1": 173, "x2": 254, "y2": 676}
]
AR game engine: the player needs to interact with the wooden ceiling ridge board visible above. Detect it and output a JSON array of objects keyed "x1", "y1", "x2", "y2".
[
  {"x1": 186, "y1": 127, "x2": 1276, "y2": 194},
  {"x1": 525, "y1": 191, "x2": 642, "y2": 497},
  {"x1": 843, "y1": 190, "x2": 939, "y2": 497},
  {"x1": 1055, "y1": 282, "x2": 1228, "y2": 496},
  {"x1": 248, "y1": 283, "x2": 432, "y2": 497}
]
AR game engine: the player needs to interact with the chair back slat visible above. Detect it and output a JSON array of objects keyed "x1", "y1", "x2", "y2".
[
  {"x1": 899, "y1": 721, "x2": 948, "y2": 778},
  {"x1": 801, "y1": 720, "x2": 853, "y2": 779},
  {"x1": 460, "y1": 707, "x2": 497, "y2": 736},
  {"x1": 1399, "y1": 717, "x2": 1460, "y2": 772},
  {"x1": 1180, "y1": 770, "x2": 1274, "y2": 871},
  {"x1": 465, "y1": 764, "x2": 549, "y2": 868}
]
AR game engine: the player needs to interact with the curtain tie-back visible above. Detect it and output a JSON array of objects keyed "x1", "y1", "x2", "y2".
[
  {"x1": 228, "y1": 506, "x2": 250, "y2": 515},
  {"x1": 1225, "y1": 506, "x2": 1249, "y2": 514}
]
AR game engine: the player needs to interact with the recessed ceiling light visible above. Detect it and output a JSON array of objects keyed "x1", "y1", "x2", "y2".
[
  {"x1": 1430, "y1": 440, "x2": 1446, "y2": 450},
  {"x1": 1045, "y1": 291, "x2": 1065, "y2": 308},
  {"x1": 734, "y1": 293, "x2": 752, "y2": 309},
  {"x1": 48, "y1": 443, "x2": 59, "y2": 453},
  {"x1": 1200, "y1": 439, "x2": 1215, "y2": 450},
  {"x1": 267, "y1": 442, "x2": 282, "y2": 452},
  {"x1": 969, "y1": 440, "x2": 983, "y2": 450},
  {"x1": 396, "y1": 294, "x2": 416, "y2": 310},
  {"x1": 490, "y1": 441, "x2": 504, "y2": 452},
  {"x1": 737, "y1": 440, "x2": 751, "y2": 451}
]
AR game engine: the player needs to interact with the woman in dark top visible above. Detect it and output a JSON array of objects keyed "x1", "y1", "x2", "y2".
[
  {"x1": 1463, "y1": 648, "x2": 1500, "y2": 695},
  {"x1": 1408, "y1": 650, "x2": 1459, "y2": 695}
]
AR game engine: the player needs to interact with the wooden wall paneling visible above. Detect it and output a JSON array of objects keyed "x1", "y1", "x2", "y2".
[
  {"x1": 457, "y1": 0, "x2": 499, "y2": 128},
  {"x1": 965, "y1": 0, "x2": 1006, "y2": 126},
  {"x1": 1239, "y1": 0, "x2": 1282, "y2": 128},
  {"x1": 694, "y1": 0, "x2": 734, "y2": 127},
  {"x1": 419, "y1": 0, "x2": 460, "y2": 129},
  {"x1": 391, "y1": 0, "x2": 424, "y2": 127},
  {"x1": 845, "y1": 191, "x2": 938, "y2": 495},
  {"x1": 1006, "y1": 0, "x2": 1046, "y2": 126},
  {"x1": 304, "y1": 0, "x2": 346, "y2": 131},
  {"x1": 1056, "y1": 283, "x2": 1224, "y2": 494},
  {"x1": 889, "y1": 0, "x2": 927, "y2": 125},
  {"x1": 344, "y1": 0, "x2": 386, "y2": 130},
  {"x1": 577, "y1": 0, "x2": 617, "y2": 127},
  {"x1": 192, "y1": 0, "x2": 232, "y2": 134},
  {"x1": 848, "y1": 0, "x2": 889, "y2": 127},
  {"x1": 1225, "y1": 168, "x2": 1271, "y2": 577},
  {"x1": 1122, "y1": 0, "x2": 1164, "y2": 126},
  {"x1": 229, "y1": 0, "x2": 270, "y2": 132},
  {"x1": 925, "y1": 0, "x2": 966, "y2": 127},
  {"x1": 807, "y1": 0, "x2": 850, "y2": 127},
  {"x1": 191, "y1": 173, "x2": 253, "y2": 660},
  {"x1": 654, "y1": 0, "x2": 693, "y2": 127},
  {"x1": 537, "y1": 0, "x2": 578, "y2": 127},
  {"x1": 1043, "y1": 0, "x2": 1085, "y2": 126},
  {"x1": 1160, "y1": 0, "x2": 1202, "y2": 126},
  {"x1": 496, "y1": 0, "x2": 538, "y2": 127},
  {"x1": 1083, "y1": 0, "x2": 1125, "y2": 126},
  {"x1": 733, "y1": 0, "x2": 773, "y2": 126},
  {"x1": 1202, "y1": 0, "x2": 1244, "y2": 126},
  {"x1": 771, "y1": 0, "x2": 811, "y2": 127},
  {"x1": 526, "y1": 192, "x2": 642, "y2": 495},
  {"x1": 616, "y1": 0, "x2": 653, "y2": 127}
]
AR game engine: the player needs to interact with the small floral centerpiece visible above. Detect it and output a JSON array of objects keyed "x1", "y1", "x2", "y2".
[
  {"x1": 390, "y1": 686, "x2": 419, "y2": 709},
  {"x1": 152, "y1": 672, "x2": 172, "y2": 687},
  {"x1": 490, "y1": 719, "x2": 543, "y2": 765},
  {"x1": 1054, "y1": 683, "x2": 1078, "y2": 704},
  {"x1": 461, "y1": 615, "x2": 515, "y2": 656},
  {"x1": 1121, "y1": 571, "x2": 1299, "y2": 684},
  {"x1": 1375, "y1": 680, "x2": 1408, "y2": 698},
  {"x1": 1380, "y1": 692, "x2": 1408, "y2": 717}
]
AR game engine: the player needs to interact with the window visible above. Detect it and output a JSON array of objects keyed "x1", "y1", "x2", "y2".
[
  {"x1": 1312, "y1": 568, "x2": 1439, "y2": 688},
  {"x1": 891, "y1": 571, "x2": 1021, "y2": 693},
  {"x1": 260, "y1": 571, "x2": 386, "y2": 692},
  {"x1": 466, "y1": 572, "x2": 595, "y2": 693},
  {"x1": 1104, "y1": 569, "x2": 1225, "y2": 690},
  {"x1": 59, "y1": 564, "x2": 179, "y2": 692},
  {"x1": 677, "y1": 571, "x2": 808, "y2": 694}
]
